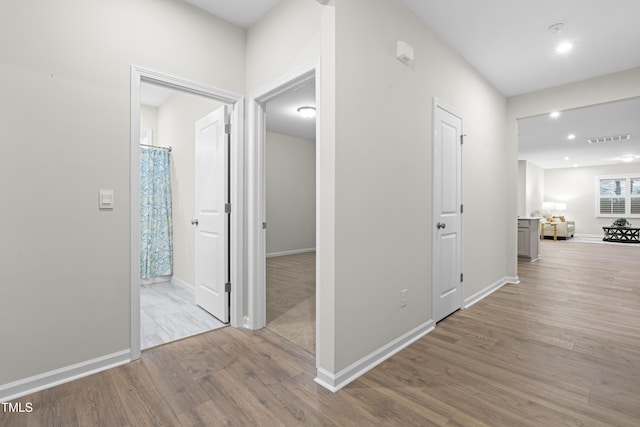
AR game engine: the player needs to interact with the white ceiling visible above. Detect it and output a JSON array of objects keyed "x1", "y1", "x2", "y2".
[
  {"x1": 518, "y1": 97, "x2": 640, "y2": 169},
  {"x1": 182, "y1": 0, "x2": 280, "y2": 28},
  {"x1": 266, "y1": 81, "x2": 316, "y2": 141},
  {"x1": 402, "y1": 0, "x2": 640, "y2": 97},
  {"x1": 400, "y1": 0, "x2": 640, "y2": 170},
  {"x1": 180, "y1": 0, "x2": 640, "y2": 164}
]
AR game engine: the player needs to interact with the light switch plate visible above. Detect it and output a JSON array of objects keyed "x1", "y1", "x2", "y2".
[{"x1": 99, "y1": 189, "x2": 114, "y2": 209}]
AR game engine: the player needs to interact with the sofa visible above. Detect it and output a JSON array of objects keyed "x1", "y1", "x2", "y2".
[{"x1": 540, "y1": 216, "x2": 575, "y2": 240}]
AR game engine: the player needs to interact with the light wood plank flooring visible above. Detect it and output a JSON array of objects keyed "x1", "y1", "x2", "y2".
[
  {"x1": 3, "y1": 240, "x2": 639, "y2": 426},
  {"x1": 266, "y1": 252, "x2": 316, "y2": 353}
]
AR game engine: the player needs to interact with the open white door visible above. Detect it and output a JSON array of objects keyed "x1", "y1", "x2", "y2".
[
  {"x1": 433, "y1": 100, "x2": 463, "y2": 323},
  {"x1": 195, "y1": 105, "x2": 230, "y2": 323}
]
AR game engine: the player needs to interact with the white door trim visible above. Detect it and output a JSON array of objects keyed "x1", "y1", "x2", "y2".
[
  {"x1": 431, "y1": 97, "x2": 464, "y2": 323},
  {"x1": 247, "y1": 59, "x2": 320, "y2": 335},
  {"x1": 130, "y1": 66, "x2": 244, "y2": 360}
]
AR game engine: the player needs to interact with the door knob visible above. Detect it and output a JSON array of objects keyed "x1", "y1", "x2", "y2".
[
  {"x1": 191, "y1": 219, "x2": 199, "y2": 226},
  {"x1": 437, "y1": 222, "x2": 446, "y2": 229}
]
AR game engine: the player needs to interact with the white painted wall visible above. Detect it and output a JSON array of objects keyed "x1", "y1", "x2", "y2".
[
  {"x1": 140, "y1": 105, "x2": 159, "y2": 140},
  {"x1": 0, "y1": 0, "x2": 244, "y2": 388},
  {"x1": 245, "y1": 0, "x2": 337, "y2": 371},
  {"x1": 245, "y1": 0, "x2": 324, "y2": 93},
  {"x1": 518, "y1": 162, "x2": 546, "y2": 216},
  {"x1": 155, "y1": 92, "x2": 223, "y2": 288},
  {"x1": 518, "y1": 160, "x2": 527, "y2": 217},
  {"x1": 333, "y1": 0, "x2": 508, "y2": 373},
  {"x1": 545, "y1": 163, "x2": 640, "y2": 236},
  {"x1": 266, "y1": 131, "x2": 316, "y2": 255}
]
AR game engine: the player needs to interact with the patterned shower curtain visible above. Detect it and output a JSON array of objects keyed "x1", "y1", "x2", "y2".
[{"x1": 140, "y1": 146, "x2": 173, "y2": 279}]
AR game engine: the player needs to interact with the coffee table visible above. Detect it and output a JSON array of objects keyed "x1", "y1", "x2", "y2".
[{"x1": 602, "y1": 226, "x2": 640, "y2": 243}]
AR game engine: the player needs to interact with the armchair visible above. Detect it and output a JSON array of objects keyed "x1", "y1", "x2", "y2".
[{"x1": 540, "y1": 217, "x2": 575, "y2": 240}]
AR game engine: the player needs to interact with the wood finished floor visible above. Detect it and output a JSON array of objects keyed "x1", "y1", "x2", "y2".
[
  {"x1": 266, "y1": 252, "x2": 316, "y2": 353},
  {"x1": 3, "y1": 240, "x2": 639, "y2": 426}
]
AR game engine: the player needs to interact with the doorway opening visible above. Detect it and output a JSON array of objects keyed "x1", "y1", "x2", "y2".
[
  {"x1": 263, "y1": 80, "x2": 317, "y2": 353},
  {"x1": 130, "y1": 66, "x2": 244, "y2": 359},
  {"x1": 138, "y1": 83, "x2": 229, "y2": 349},
  {"x1": 247, "y1": 60, "x2": 320, "y2": 357}
]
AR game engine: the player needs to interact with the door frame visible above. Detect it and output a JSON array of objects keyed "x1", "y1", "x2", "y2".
[
  {"x1": 431, "y1": 97, "x2": 464, "y2": 322},
  {"x1": 246, "y1": 59, "x2": 320, "y2": 337},
  {"x1": 130, "y1": 66, "x2": 244, "y2": 360}
]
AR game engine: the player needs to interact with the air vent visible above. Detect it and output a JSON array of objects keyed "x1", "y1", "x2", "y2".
[{"x1": 588, "y1": 134, "x2": 631, "y2": 144}]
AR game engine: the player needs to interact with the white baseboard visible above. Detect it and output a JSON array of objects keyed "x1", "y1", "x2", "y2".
[
  {"x1": 0, "y1": 350, "x2": 130, "y2": 403},
  {"x1": 314, "y1": 320, "x2": 435, "y2": 393},
  {"x1": 266, "y1": 248, "x2": 316, "y2": 258},
  {"x1": 464, "y1": 276, "x2": 520, "y2": 309},
  {"x1": 140, "y1": 275, "x2": 171, "y2": 285},
  {"x1": 170, "y1": 276, "x2": 195, "y2": 294}
]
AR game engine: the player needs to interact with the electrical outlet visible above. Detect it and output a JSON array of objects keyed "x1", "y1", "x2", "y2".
[{"x1": 401, "y1": 289, "x2": 408, "y2": 308}]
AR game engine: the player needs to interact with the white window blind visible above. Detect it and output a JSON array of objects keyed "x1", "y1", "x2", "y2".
[
  {"x1": 631, "y1": 177, "x2": 640, "y2": 215},
  {"x1": 597, "y1": 175, "x2": 640, "y2": 217}
]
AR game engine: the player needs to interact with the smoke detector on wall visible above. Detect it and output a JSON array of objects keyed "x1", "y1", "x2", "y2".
[{"x1": 396, "y1": 40, "x2": 414, "y2": 64}]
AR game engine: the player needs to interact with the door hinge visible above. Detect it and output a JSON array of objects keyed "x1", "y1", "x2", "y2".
[
  {"x1": 460, "y1": 273, "x2": 464, "y2": 282},
  {"x1": 225, "y1": 123, "x2": 231, "y2": 134},
  {"x1": 262, "y1": 222, "x2": 267, "y2": 230},
  {"x1": 461, "y1": 204, "x2": 464, "y2": 214},
  {"x1": 225, "y1": 282, "x2": 231, "y2": 293},
  {"x1": 460, "y1": 134, "x2": 466, "y2": 144},
  {"x1": 225, "y1": 203, "x2": 231, "y2": 214}
]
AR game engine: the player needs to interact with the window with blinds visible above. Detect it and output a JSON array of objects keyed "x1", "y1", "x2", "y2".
[
  {"x1": 632, "y1": 177, "x2": 640, "y2": 215},
  {"x1": 598, "y1": 175, "x2": 640, "y2": 217}
]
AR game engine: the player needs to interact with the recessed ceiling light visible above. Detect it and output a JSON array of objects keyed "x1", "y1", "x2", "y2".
[
  {"x1": 564, "y1": 156, "x2": 570, "y2": 160},
  {"x1": 573, "y1": 164, "x2": 579, "y2": 168},
  {"x1": 556, "y1": 42, "x2": 573, "y2": 53},
  {"x1": 621, "y1": 155, "x2": 636, "y2": 163},
  {"x1": 550, "y1": 111, "x2": 560, "y2": 118},
  {"x1": 567, "y1": 134, "x2": 576, "y2": 140}
]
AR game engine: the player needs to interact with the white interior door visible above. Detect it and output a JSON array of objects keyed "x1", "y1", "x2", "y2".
[
  {"x1": 433, "y1": 100, "x2": 463, "y2": 323},
  {"x1": 195, "y1": 105, "x2": 230, "y2": 323}
]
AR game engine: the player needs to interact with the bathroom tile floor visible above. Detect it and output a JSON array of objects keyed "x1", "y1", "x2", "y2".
[{"x1": 140, "y1": 281, "x2": 227, "y2": 349}]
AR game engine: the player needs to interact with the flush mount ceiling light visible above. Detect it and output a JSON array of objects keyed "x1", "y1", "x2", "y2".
[
  {"x1": 556, "y1": 41, "x2": 573, "y2": 53},
  {"x1": 297, "y1": 106, "x2": 316, "y2": 119},
  {"x1": 549, "y1": 111, "x2": 560, "y2": 118},
  {"x1": 567, "y1": 134, "x2": 576, "y2": 140},
  {"x1": 621, "y1": 155, "x2": 637, "y2": 162}
]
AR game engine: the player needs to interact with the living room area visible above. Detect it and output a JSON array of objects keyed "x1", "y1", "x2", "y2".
[{"x1": 518, "y1": 96, "x2": 640, "y2": 245}]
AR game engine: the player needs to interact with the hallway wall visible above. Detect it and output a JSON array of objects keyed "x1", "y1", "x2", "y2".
[
  {"x1": 265, "y1": 131, "x2": 316, "y2": 255},
  {"x1": 0, "y1": 0, "x2": 245, "y2": 390},
  {"x1": 333, "y1": 0, "x2": 508, "y2": 374}
]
